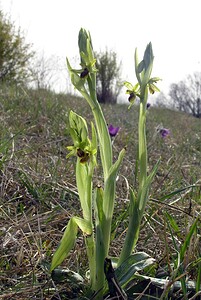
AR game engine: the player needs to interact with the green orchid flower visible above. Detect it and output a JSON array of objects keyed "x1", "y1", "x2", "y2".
[
  {"x1": 78, "y1": 28, "x2": 97, "y2": 79},
  {"x1": 148, "y1": 77, "x2": 161, "y2": 94},
  {"x1": 67, "y1": 111, "x2": 97, "y2": 165},
  {"x1": 66, "y1": 28, "x2": 97, "y2": 94},
  {"x1": 124, "y1": 81, "x2": 140, "y2": 108}
]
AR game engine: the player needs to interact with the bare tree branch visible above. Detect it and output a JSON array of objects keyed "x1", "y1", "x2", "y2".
[{"x1": 169, "y1": 72, "x2": 201, "y2": 118}]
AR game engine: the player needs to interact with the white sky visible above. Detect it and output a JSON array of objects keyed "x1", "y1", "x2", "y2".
[{"x1": 1, "y1": 0, "x2": 201, "y2": 99}]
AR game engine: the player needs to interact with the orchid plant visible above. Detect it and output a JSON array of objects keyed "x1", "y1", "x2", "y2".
[{"x1": 50, "y1": 28, "x2": 161, "y2": 299}]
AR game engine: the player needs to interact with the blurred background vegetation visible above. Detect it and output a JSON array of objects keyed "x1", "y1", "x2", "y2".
[{"x1": 0, "y1": 8, "x2": 201, "y2": 299}]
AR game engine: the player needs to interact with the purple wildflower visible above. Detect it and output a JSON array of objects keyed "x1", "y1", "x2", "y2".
[
  {"x1": 160, "y1": 128, "x2": 170, "y2": 138},
  {"x1": 108, "y1": 124, "x2": 120, "y2": 137}
]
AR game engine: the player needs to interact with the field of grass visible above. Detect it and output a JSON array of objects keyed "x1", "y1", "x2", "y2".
[{"x1": 0, "y1": 85, "x2": 201, "y2": 299}]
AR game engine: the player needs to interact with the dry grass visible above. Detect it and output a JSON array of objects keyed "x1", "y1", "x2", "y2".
[{"x1": 0, "y1": 87, "x2": 201, "y2": 299}]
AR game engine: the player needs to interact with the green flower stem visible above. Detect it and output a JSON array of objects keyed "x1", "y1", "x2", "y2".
[
  {"x1": 94, "y1": 186, "x2": 106, "y2": 299},
  {"x1": 138, "y1": 88, "x2": 148, "y2": 190},
  {"x1": 118, "y1": 44, "x2": 156, "y2": 266},
  {"x1": 118, "y1": 87, "x2": 148, "y2": 266},
  {"x1": 136, "y1": 87, "x2": 148, "y2": 184},
  {"x1": 75, "y1": 82, "x2": 112, "y2": 180},
  {"x1": 76, "y1": 160, "x2": 96, "y2": 288},
  {"x1": 87, "y1": 73, "x2": 113, "y2": 179}
]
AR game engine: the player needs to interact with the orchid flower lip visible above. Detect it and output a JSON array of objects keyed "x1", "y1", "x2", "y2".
[
  {"x1": 128, "y1": 92, "x2": 135, "y2": 102},
  {"x1": 108, "y1": 124, "x2": 120, "y2": 137},
  {"x1": 80, "y1": 67, "x2": 89, "y2": 78}
]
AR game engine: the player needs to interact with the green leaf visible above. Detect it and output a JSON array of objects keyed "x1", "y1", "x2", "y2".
[
  {"x1": 143, "y1": 42, "x2": 154, "y2": 71},
  {"x1": 116, "y1": 252, "x2": 155, "y2": 288},
  {"x1": 180, "y1": 218, "x2": 198, "y2": 262},
  {"x1": 196, "y1": 261, "x2": 201, "y2": 292},
  {"x1": 165, "y1": 212, "x2": 180, "y2": 235},
  {"x1": 134, "y1": 48, "x2": 141, "y2": 85},
  {"x1": 159, "y1": 185, "x2": 197, "y2": 202},
  {"x1": 69, "y1": 110, "x2": 88, "y2": 144},
  {"x1": 78, "y1": 28, "x2": 95, "y2": 69},
  {"x1": 74, "y1": 216, "x2": 93, "y2": 235},
  {"x1": 94, "y1": 186, "x2": 107, "y2": 294},
  {"x1": 66, "y1": 58, "x2": 86, "y2": 92},
  {"x1": 98, "y1": 148, "x2": 125, "y2": 268},
  {"x1": 141, "y1": 42, "x2": 154, "y2": 86},
  {"x1": 94, "y1": 185, "x2": 104, "y2": 226},
  {"x1": 103, "y1": 148, "x2": 126, "y2": 222},
  {"x1": 76, "y1": 160, "x2": 92, "y2": 220},
  {"x1": 78, "y1": 28, "x2": 92, "y2": 59},
  {"x1": 137, "y1": 60, "x2": 144, "y2": 73},
  {"x1": 90, "y1": 121, "x2": 98, "y2": 156},
  {"x1": 78, "y1": 28, "x2": 88, "y2": 54},
  {"x1": 51, "y1": 268, "x2": 84, "y2": 284},
  {"x1": 50, "y1": 216, "x2": 92, "y2": 272},
  {"x1": 117, "y1": 188, "x2": 140, "y2": 266},
  {"x1": 50, "y1": 218, "x2": 78, "y2": 272},
  {"x1": 131, "y1": 274, "x2": 196, "y2": 292}
]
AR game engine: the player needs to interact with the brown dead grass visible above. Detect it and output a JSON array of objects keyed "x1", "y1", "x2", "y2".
[{"x1": 0, "y1": 89, "x2": 201, "y2": 299}]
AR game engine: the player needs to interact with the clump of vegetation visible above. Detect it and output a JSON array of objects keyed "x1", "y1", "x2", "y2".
[
  {"x1": 0, "y1": 87, "x2": 201, "y2": 300},
  {"x1": 0, "y1": 10, "x2": 34, "y2": 84},
  {"x1": 0, "y1": 26, "x2": 201, "y2": 300},
  {"x1": 95, "y1": 48, "x2": 122, "y2": 104},
  {"x1": 169, "y1": 72, "x2": 201, "y2": 118}
]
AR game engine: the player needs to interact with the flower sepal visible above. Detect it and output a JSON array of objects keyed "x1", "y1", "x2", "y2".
[
  {"x1": 148, "y1": 77, "x2": 161, "y2": 94},
  {"x1": 66, "y1": 58, "x2": 88, "y2": 93},
  {"x1": 124, "y1": 81, "x2": 140, "y2": 108},
  {"x1": 67, "y1": 111, "x2": 97, "y2": 165}
]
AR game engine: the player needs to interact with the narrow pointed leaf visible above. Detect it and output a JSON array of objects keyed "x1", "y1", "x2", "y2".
[
  {"x1": 180, "y1": 218, "x2": 198, "y2": 261},
  {"x1": 50, "y1": 216, "x2": 93, "y2": 272},
  {"x1": 50, "y1": 218, "x2": 78, "y2": 272},
  {"x1": 66, "y1": 57, "x2": 87, "y2": 93},
  {"x1": 116, "y1": 252, "x2": 155, "y2": 288},
  {"x1": 165, "y1": 212, "x2": 180, "y2": 234},
  {"x1": 133, "y1": 274, "x2": 196, "y2": 291},
  {"x1": 138, "y1": 159, "x2": 160, "y2": 212},
  {"x1": 118, "y1": 189, "x2": 140, "y2": 265},
  {"x1": 94, "y1": 186, "x2": 106, "y2": 294},
  {"x1": 94, "y1": 185, "x2": 104, "y2": 225},
  {"x1": 159, "y1": 185, "x2": 197, "y2": 202},
  {"x1": 91, "y1": 121, "x2": 98, "y2": 154},
  {"x1": 69, "y1": 110, "x2": 88, "y2": 143},
  {"x1": 137, "y1": 60, "x2": 144, "y2": 73},
  {"x1": 135, "y1": 48, "x2": 141, "y2": 85},
  {"x1": 74, "y1": 216, "x2": 93, "y2": 235},
  {"x1": 76, "y1": 160, "x2": 92, "y2": 220},
  {"x1": 103, "y1": 148, "x2": 126, "y2": 220},
  {"x1": 143, "y1": 42, "x2": 154, "y2": 71}
]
